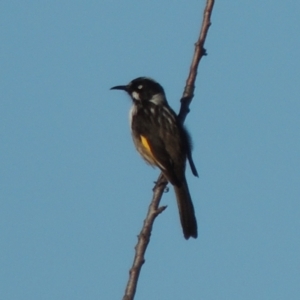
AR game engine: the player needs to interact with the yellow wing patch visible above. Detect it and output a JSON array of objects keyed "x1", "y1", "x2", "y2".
[
  {"x1": 139, "y1": 135, "x2": 166, "y2": 170},
  {"x1": 140, "y1": 135, "x2": 152, "y2": 153}
]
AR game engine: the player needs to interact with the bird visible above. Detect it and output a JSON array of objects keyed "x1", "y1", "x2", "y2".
[{"x1": 111, "y1": 77, "x2": 198, "y2": 239}]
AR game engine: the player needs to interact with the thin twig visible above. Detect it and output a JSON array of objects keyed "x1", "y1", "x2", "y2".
[
  {"x1": 123, "y1": 175, "x2": 168, "y2": 300},
  {"x1": 178, "y1": 0, "x2": 215, "y2": 123},
  {"x1": 122, "y1": 1, "x2": 215, "y2": 299}
]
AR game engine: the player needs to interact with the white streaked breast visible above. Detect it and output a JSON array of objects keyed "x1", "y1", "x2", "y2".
[{"x1": 129, "y1": 104, "x2": 137, "y2": 129}]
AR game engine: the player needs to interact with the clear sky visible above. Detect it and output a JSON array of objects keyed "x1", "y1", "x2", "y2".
[{"x1": 1, "y1": 1, "x2": 299, "y2": 299}]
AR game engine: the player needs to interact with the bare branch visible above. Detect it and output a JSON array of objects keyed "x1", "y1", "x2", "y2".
[
  {"x1": 122, "y1": 1, "x2": 215, "y2": 299},
  {"x1": 178, "y1": 0, "x2": 215, "y2": 123},
  {"x1": 123, "y1": 176, "x2": 168, "y2": 300}
]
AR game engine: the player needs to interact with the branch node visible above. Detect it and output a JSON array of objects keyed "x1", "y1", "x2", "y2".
[
  {"x1": 157, "y1": 205, "x2": 167, "y2": 214},
  {"x1": 153, "y1": 175, "x2": 168, "y2": 191}
]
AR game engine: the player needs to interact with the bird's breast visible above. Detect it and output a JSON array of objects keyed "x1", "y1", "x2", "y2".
[{"x1": 129, "y1": 104, "x2": 138, "y2": 128}]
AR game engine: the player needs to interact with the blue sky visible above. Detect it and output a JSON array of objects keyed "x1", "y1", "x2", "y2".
[{"x1": 1, "y1": 1, "x2": 299, "y2": 299}]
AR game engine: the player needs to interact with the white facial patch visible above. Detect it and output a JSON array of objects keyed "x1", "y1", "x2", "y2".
[
  {"x1": 138, "y1": 85, "x2": 143, "y2": 90},
  {"x1": 132, "y1": 91, "x2": 140, "y2": 101}
]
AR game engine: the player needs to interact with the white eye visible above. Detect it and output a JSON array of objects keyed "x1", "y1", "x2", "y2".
[{"x1": 138, "y1": 85, "x2": 143, "y2": 90}]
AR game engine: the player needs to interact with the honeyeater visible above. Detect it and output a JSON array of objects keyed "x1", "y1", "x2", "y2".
[{"x1": 111, "y1": 77, "x2": 198, "y2": 239}]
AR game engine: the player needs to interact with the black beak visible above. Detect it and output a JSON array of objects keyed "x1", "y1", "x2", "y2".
[{"x1": 110, "y1": 85, "x2": 128, "y2": 91}]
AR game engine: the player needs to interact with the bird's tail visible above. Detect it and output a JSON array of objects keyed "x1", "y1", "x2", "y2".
[{"x1": 173, "y1": 176, "x2": 198, "y2": 239}]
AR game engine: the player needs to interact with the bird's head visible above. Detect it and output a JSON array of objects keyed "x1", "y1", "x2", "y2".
[{"x1": 111, "y1": 77, "x2": 166, "y2": 105}]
